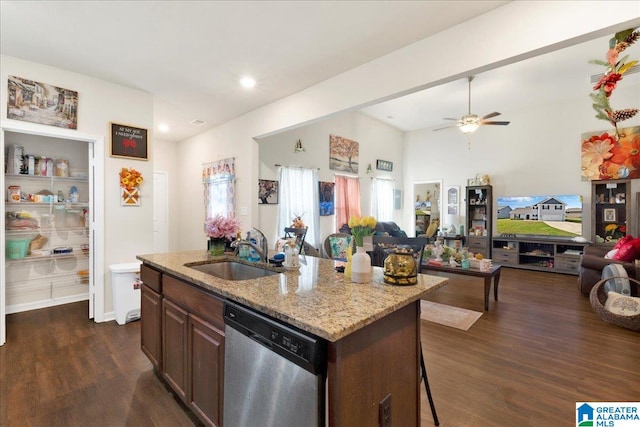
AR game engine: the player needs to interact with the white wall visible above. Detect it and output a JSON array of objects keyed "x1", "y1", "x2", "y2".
[
  {"x1": 402, "y1": 84, "x2": 640, "y2": 238},
  {"x1": 0, "y1": 55, "x2": 154, "y2": 317},
  {"x1": 174, "y1": 2, "x2": 640, "y2": 251},
  {"x1": 257, "y1": 111, "x2": 404, "y2": 248}
]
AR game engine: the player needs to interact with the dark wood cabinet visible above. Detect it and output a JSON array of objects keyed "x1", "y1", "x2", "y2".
[
  {"x1": 189, "y1": 313, "x2": 224, "y2": 427},
  {"x1": 147, "y1": 272, "x2": 226, "y2": 427},
  {"x1": 141, "y1": 283, "x2": 162, "y2": 370},
  {"x1": 591, "y1": 179, "x2": 631, "y2": 246},
  {"x1": 162, "y1": 298, "x2": 189, "y2": 403},
  {"x1": 466, "y1": 185, "x2": 493, "y2": 258}
]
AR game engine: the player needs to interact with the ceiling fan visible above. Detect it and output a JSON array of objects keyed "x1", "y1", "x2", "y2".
[{"x1": 433, "y1": 76, "x2": 510, "y2": 134}]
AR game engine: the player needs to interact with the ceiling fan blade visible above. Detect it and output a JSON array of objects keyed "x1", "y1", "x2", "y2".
[
  {"x1": 442, "y1": 117, "x2": 459, "y2": 121},
  {"x1": 481, "y1": 121, "x2": 510, "y2": 126},
  {"x1": 432, "y1": 123, "x2": 460, "y2": 131},
  {"x1": 481, "y1": 112, "x2": 501, "y2": 120}
]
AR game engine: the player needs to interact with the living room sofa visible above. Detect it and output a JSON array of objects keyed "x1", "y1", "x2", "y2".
[{"x1": 578, "y1": 245, "x2": 638, "y2": 294}]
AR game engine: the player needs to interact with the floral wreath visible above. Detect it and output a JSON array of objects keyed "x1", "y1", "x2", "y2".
[{"x1": 590, "y1": 27, "x2": 639, "y2": 139}]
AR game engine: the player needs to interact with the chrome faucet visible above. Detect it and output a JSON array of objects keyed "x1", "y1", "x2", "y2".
[{"x1": 231, "y1": 228, "x2": 269, "y2": 263}]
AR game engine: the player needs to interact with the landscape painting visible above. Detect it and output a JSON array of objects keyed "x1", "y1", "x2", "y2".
[
  {"x1": 7, "y1": 75, "x2": 78, "y2": 129},
  {"x1": 329, "y1": 134, "x2": 359, "y2": 173}
]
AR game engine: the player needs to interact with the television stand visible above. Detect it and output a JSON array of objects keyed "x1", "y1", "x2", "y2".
[{"x1": 492, "y1": 236, "x2": 588, "y2": 275}]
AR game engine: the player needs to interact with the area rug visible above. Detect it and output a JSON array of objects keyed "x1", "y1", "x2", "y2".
[{"x1": 420, "y1": 300, "x2": 482, "y2": 331}]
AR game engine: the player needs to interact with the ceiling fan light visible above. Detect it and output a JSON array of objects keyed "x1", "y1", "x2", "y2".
[
  {"x1": 460, "y1": 122, "x2": 480, "y2": 133},
  {"x1": 459, "y1": 114, "x2": 480, "y2": 134}
]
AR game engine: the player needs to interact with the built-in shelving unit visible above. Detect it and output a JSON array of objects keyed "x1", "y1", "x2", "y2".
[
  {"x1": 465, "y1": 185, "x2": 492, "y2": 258},
  {"x1": 492, "y1": 237, "x2": 588, "y2": 275},
  {"x1": 591, "y1": 179, "x2": 631, "y2": 246},
  {"x1": 4, "y1": 134, "x2": 90, "y2": 314}
]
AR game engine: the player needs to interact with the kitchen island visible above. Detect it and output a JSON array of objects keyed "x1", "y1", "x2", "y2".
[{"x1": 137, "y1": 250, "x2": 447, "y2": 427}]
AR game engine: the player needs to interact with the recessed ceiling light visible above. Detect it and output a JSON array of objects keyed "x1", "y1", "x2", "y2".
[
  {"x1": 158, "y1": 124, "x2": 170, "y2": 133},
  {"x1": 240, "y1": 75, "x2": 256, "y2": 89}
]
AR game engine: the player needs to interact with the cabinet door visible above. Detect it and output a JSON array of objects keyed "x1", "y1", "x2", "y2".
[
  {"x1": 162, "y1": 298, "x2": 188, "y2": 402},
  {"x1": 188, "y1": 313, "x2": 225, "y2": 427},
  {"x1": 141, "y1": 284, "x2": 162, "y2": 371}
]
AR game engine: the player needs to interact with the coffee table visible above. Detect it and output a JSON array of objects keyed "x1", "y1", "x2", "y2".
[{"x1": 420, "y1": 262, "x2": 502, "y2": 311}]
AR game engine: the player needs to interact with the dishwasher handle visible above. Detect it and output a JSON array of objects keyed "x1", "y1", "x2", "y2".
[{"x1": 249, "y1": 333, "x2": 273, "y2": 349}]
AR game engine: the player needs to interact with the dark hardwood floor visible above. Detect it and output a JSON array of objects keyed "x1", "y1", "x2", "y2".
[{"x1": 1, "y1": 267, "x2": 638, "y2": 426}]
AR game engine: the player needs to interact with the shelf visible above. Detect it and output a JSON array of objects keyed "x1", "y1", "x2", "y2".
[
  {"x1": 5, "y1": 173, "x2": 88, "y2": 182},
  {"x1": 6, "y1": 226, "x2": 88, "y2": 234},
  {"x1": 6, "y1": 252, "x2": 89, "y2": 263},
  {"x1": 5, "y1": 202, "x2": 89, "y2": 208}
]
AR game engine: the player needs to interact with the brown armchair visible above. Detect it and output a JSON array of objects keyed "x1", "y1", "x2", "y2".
[{"x1": 578, "y1": 245, "x2": 638, "y2": 294}]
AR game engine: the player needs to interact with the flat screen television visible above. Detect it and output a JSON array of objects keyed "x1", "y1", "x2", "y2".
[{"x1": 496, "y1": 195, "x2": 583, "y2": 238}]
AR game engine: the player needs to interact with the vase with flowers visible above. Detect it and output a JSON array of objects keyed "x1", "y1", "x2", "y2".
[
  {"x1": 348, "y1": 215, "x2": 377, "y2": 283},
  {"x1": 205, "y1": 214, "x2": 241, "y2": 256}
]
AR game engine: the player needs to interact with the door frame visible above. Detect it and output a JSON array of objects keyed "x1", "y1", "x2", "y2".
[
  {"x1": 410, "y1": 180, "x2": 443, "y2": 237},
  {"x1": 0, "y1": 121, "x2": 105, "y2": 345}
]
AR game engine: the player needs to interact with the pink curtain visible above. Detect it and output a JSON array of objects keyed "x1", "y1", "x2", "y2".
[{"x1": 335, "y1": 175, "x2": 361, "y2": 231}]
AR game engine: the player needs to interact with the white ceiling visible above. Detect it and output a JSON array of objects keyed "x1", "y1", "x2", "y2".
[{"x1": 1, "y1": 1, "x2": 637, "y2": 142}]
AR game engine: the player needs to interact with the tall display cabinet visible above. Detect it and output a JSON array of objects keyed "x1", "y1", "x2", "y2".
[
  {"x1": 465, "y1": 185, "x2": 493, "y2": 258},
  {"x1": 591, "y1": 179, "x2": 631, "y2": 246},
  {"x1": 1, "y1": 121, "x2": 104, "y2": 346}
]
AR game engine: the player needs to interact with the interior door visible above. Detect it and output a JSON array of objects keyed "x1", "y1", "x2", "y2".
[{"x1": 153, "y1": 171, "x2": 170, "y2": 253}]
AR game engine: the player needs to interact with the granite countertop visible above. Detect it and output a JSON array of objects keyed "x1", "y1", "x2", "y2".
[{"x1": 137, "y1": 250, "x2": 447, "y2": 342}]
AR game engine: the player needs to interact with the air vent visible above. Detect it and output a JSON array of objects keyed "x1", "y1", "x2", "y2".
[
  {"x1": 590, "y1": 64, "x2": 640, "y2": 84},
  {"x1": 189, "y1": 119, "x2": 206, "y2": 126}
]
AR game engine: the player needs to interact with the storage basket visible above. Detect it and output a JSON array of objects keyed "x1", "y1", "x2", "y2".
[
  {"x1": 6, "y1": 239, "x2": 30, "y2": 259},
  {"x1": 590, "y1": 277, "x2": 640, "y2": 331}
]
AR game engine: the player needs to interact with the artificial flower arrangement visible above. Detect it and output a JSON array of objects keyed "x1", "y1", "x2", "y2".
[
  {"x1": 348, "y1": 215, "x2": 377, "y2": 247},
  {"x1": 604, "y1": 224, "x2": 627, "y2": 242},
  {"x1": 205, "y1": 214, "x2": 241, "y2": 241},
  {"x1": 119, "y1": 167, "x2": 144, "y2": 205},
  {"x1": 589, "y1": 27, "x2": 639, "y2": 137},
  {"x1": 119, "y1": 167, "x2": 143, "y2": 191}
]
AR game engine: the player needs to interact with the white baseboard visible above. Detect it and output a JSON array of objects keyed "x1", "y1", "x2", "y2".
[{"x1": 6, "y1": 294, "x2": 89, "y2": 315}]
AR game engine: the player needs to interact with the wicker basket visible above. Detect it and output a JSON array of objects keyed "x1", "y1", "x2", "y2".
[{"x1": 589, "y1": 276, "x2": 640, "y2": 331}]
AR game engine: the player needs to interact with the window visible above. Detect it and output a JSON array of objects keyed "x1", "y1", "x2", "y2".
[
  {"x1": 278, "y1": 166, "x2": 319, "y2": 247},
  {"x1": 203, "y1": 158, "x2": 235, "y2": 220},
  {"x1": 335, "y1": 175, "x2": 361, "y2": 231},
  {"x1": 371, "y1": 178, "x2": 394, "y2": 221}
]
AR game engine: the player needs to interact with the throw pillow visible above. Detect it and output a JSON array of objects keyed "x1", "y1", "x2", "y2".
[
  {"x1": 604, "y1": 249, "x2": 619, "y2": 259},
  {"x1": 613, "y1": 235, "x2": 634, "y2": 250},
  {"x1": 604, "y1": 291, "x2": 640, "y2": 317},
  {"x1": 612, "y1": 238, "x2": 640, "y2": 262},
  {"x1": 329, "y1": 236, "x2": 352, "y2": 261}
]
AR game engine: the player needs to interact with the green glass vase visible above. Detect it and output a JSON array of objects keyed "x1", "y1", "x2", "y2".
[{"x1": 208, "y1": 237, "x2": 227, "y2": 256}]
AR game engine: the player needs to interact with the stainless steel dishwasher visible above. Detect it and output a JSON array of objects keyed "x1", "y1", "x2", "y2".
[{"x1": 223, "y1": 301, "x2": 327, "y2": 427}]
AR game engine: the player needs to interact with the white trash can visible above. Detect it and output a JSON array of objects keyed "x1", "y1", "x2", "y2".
[{"x1": 110, "y1": 261, "x2": 142, "y2": 325}]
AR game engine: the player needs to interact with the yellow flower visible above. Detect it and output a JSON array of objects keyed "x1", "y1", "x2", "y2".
[
  {"x1": 348, "y1": 216, "x2": 360, "y2": 228},
  {"x1": 605, "y1": 224, "x2": 618, "y2": 232}
]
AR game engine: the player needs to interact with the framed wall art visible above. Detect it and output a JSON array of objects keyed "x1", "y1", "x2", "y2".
[
  {"x1": 111, "y1": 122, "x2": 149, "y2": 160},
  {"x1": 7, "y1": 75, "x2": 78, "y2": 129},
  {"x1": 376, "y1": 159, "x2": 393, "y2": 172},
  {"x1": 329, "y1": 134, "x2": 359, "y2": 173},
  {"x1": 258, "y1": 179, "x2": 278, "y2": 204},
  {"x1": 603, "y1": 208, "x2": 616, "y2": 222},
  {"x1": 319, "y1": 181, "x2": 335, "y2": 216}
]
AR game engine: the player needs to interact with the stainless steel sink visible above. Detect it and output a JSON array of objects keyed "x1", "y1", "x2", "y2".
[{"x1": 185, "y1": 260, "x2": 280, "y2": 281}]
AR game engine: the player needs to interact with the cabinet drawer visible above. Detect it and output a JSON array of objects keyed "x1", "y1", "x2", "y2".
[
  {"x1": 493, "y1": 250, "x2": 517, "y2": 264},
  {"x1": 555, "y1": 255, "x2": 581, "y2": 271},
  {"x1": 141, "y1": 264, "x2": 162, "y2": 293},
  {"x1": 163, "y1": 275, "x2": 224, "y2": 329},
  {"x1": 467, "y1": 237, "x2": 488, "y2": 249}
]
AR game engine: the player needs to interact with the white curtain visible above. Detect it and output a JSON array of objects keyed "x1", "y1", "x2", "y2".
[
  {"x1": 278, "y1": 167, "x2": 320, "y2": 248},
  {"x1": 371, "y1": 178, "x2": 394, "y2": 221}
]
